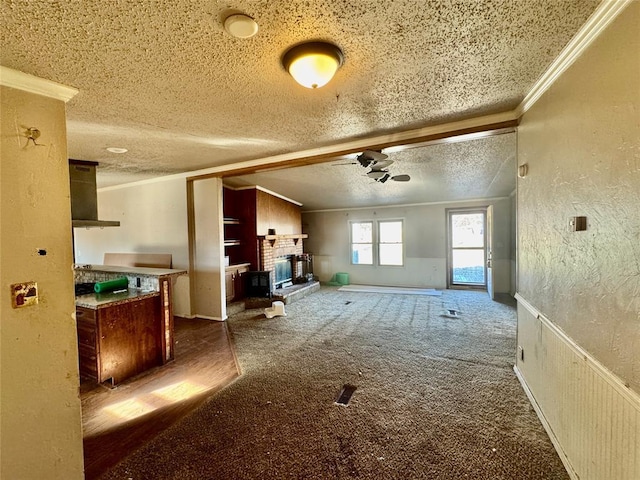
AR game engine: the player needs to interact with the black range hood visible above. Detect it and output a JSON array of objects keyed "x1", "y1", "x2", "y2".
[{"x1": 69, "y1": 160, "x2": 120, "y2": 228}]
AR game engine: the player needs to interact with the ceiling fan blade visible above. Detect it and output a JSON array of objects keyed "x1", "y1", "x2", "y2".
[
  {"x1": 391, "y1": 174, "x2": 411, "y2": 182},
  {"x1": 370, "y1": 159, "x2": 393, "y2": 171},
  {"x1": 359, "y1": 149, "x2": 388, "y2": 162}
]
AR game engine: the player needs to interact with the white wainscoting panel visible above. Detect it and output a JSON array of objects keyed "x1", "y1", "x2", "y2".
[{"x1": 514, "y1": 294, "x2": 640, "y2": 480}]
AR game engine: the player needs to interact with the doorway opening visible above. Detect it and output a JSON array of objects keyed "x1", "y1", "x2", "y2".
[{"x1": 447, "y1": 209, "x2": 487, "y2": 289}]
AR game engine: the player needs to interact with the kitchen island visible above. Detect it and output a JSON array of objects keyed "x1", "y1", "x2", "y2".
[{"x1": 75, "y1": 265, "x2": 187, "y2": 386}]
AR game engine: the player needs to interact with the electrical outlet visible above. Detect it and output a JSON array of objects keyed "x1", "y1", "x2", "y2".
[{"x1": 11, "y1": 282, "x2": 38, "y2": 308}]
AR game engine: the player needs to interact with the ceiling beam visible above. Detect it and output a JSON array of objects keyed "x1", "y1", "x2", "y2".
[{"x1": 188, "y1": 114, "x2": 518, "y2": 180}]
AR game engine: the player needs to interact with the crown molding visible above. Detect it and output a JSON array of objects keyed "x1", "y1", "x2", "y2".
[
  {"x1": 515, "y1": 0, "x2": 632, "y2": 117},
  {"x1": 0, "y1": 66, "x2": 78, "y2": 102},
  {"x1": 304, "y1": 196, "x2": 511, "y2": 214},
  {"x1": 226, "y1": 184, "x2": 304, "y2": 206}
]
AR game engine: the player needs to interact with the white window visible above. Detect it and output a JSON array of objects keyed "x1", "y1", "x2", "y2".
[
  {"x1": 350, "y1": 221, "x2": 373, "y2": 265},
  {"x1": 350, "y1": 220, "x2": 404, "y2": 266},
  {"x1": 379, "y1": 220, "x2": 404, "y2": 266}
]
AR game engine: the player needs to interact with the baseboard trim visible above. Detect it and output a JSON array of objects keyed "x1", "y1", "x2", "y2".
[
  {"x1": 195, "y1": 314, "x2": 227, "y2": 322},
  {"x1": 515, "y1": 293, "x2": 640, "y2": 409},
  {"x1": 513, "y1": 366, "x2": 578, "y2": 480}
]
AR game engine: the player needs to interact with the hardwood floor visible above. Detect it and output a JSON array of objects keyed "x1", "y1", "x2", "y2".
[{"x1": 81, "y1": 317, "x2": 240, "y2": 480}]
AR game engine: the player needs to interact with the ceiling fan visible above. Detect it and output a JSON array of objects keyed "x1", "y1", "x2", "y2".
[{"x1": 334, "y1": 150, "x2": 411, "y2": 183}]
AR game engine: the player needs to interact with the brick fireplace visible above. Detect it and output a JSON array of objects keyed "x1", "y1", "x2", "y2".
[{"x1": 259, "y1": 237, "x2": 304, "y2": 292}]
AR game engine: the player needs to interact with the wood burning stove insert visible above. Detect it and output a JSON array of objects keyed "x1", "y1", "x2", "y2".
[
  {"x1": 246, "y1": 271, "x2": 272, "y2": 298},
  {"x1": 274, "y1": 255, "x2": 293, "y2": 289}
]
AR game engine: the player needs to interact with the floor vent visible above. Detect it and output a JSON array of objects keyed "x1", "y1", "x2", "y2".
[{"x1": 335, "y1": 384, "x2": 357, "y2": 406}]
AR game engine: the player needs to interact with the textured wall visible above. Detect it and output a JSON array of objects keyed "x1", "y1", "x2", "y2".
[
  {"x1": 510, "y1": 192, "x2": 517, "y2": 296},
  {"x1": 74, "y1": 177, "x2": 191, "y2": 316},
  {"x1": 303, "y1": 198, "x2": 512, "y2": 291},
  {"x1": 1, "y1": 87, "x2": 84, "y2": 478},
  {"x1": 517, "y1": 3, "x2": 640, "y2": 393}
]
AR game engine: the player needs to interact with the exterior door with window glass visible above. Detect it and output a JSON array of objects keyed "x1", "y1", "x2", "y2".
[{"x1": 448, "y1": 210, "x2": 486, "y2": 287}]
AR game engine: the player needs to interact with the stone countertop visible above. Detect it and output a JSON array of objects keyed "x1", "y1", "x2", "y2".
[
  {"x1": 74, "y1": 264, "x2": 187, "y2": 277},
  {"x1": 75, "y1": 289, "x2": 160, "y2": 309}
]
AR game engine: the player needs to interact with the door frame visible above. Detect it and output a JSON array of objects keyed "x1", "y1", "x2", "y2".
[
  {"x1": 486, "y1": 204, "x2": 495, "y2": 299},
  {"x1": 445, "y1": 207, "x2": 488, "y2": 290}
]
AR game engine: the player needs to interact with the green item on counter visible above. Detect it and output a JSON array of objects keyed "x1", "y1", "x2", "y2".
[{"x1": 94, "y1": 277, "x2": 129, "y2": 293}]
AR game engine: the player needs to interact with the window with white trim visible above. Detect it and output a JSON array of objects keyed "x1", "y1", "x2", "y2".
[
  {"x1": 350, "y1": 221, "x2": 373, "y2": 265},
  {"x1": 378, "y1": 220, "x2": 404, "y2": 266},
  {"x1": 350, "y1": 220, "x2": 404, "y2": 266}
]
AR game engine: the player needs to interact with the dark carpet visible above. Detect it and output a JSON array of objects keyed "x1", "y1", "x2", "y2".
[{"x1": 101, "y1": 287, "x2": 568, "y2": 479}]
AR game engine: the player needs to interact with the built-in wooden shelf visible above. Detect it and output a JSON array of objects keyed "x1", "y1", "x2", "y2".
[{"x1": 224, "y1": 219, "x2": 242, "y2": 251}]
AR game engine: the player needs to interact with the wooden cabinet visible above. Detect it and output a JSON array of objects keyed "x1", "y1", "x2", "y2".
[
  {"x1": 225, "y1": 263, "x2": 250, "y2": 302},
  {"x1": 224, "y1": 186, "x2": 303, "y2": 271},
  {"x1": 76, "y1": 295, "x2": 162, "y2": 386},
  {"x1": 76, "y1": 307, "x2": 99, "y2": 380},
  {"x1": 224, "y1": 269, "x2": 234, "y2": 302},
  {"x1": 223, "y1": 217, "x2": 247, "y2": 298},
  {"x1": 255, "y1": 188, "x2": 302, "y2": 236}
]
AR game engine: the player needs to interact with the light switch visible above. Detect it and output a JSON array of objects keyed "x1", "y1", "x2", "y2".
[{"x1": 11, "y1": 282, "x2": 38, "y2": 308}]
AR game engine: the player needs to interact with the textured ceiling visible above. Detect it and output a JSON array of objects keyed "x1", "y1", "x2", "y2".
[
  {"x1": 0, "y1": 0, "x2": 599, "y2": 207},
  {"x1": 225, "y1": 132, "x2": 517, "y2": 210}
]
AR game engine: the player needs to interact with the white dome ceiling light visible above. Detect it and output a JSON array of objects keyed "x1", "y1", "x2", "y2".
[
  {"x1": 106, "y1": 147, "x2": 128, "y2": 154},
  {"x1": 282, "y1": 41, "x2": 344, "y2": 89},
  {"x1": 224, "y1": 14, "x2": 259, "y2": 39}
]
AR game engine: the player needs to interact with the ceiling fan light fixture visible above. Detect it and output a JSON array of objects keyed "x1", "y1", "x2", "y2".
[{"x1": 282, "y1": 42, "x2": 344, "y2": 89}]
